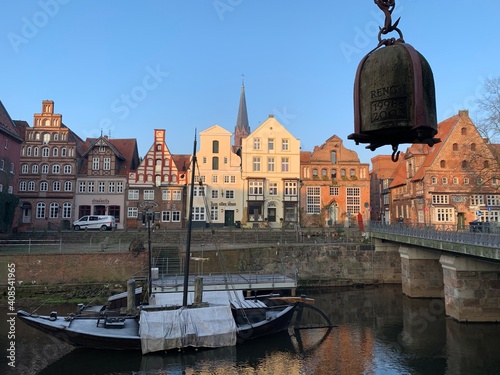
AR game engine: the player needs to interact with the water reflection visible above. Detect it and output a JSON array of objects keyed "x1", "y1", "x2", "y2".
[{"x1": 3, "y1": 285, "x2": 500, "y2": 374}]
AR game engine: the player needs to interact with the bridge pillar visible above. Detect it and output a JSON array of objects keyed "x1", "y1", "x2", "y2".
[
  {"x1": 440, "y1": 255, "x2": 500, "y2": 322},
  {"x1": 399, "y1": 245, "x2": 443, "y2": 298}
]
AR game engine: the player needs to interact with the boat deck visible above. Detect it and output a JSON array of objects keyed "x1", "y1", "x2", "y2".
[{"x1": 151, "y1": 273, "x2": 297, "y2": 295}]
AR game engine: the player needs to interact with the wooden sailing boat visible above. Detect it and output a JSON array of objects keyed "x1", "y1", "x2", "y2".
[{"x1": 17, "y1": 133, "x2": 301, "y2": 353}]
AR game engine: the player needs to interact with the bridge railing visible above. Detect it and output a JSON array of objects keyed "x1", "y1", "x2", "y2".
[{"x1": 369, "y1": 222, "x2": 500, "y2": 248}]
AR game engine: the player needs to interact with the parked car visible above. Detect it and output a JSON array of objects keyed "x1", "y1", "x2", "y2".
[{"x1": 73, "y1": 215, "x2": 116, "y2": 231}]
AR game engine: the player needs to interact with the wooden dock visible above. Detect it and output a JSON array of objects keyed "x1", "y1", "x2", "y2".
[{"x1": 152, "y1": 273, "x2": 297, "y2": 296}]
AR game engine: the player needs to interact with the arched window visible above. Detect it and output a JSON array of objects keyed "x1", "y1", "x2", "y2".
[
  {"x1": 21, "y1": 164, "x2": 28, "y2": 173},
  {"x1": 50, "y1": 202, "x2": 59, "y2": 218},
  {"x1": 52, "y1": 164, "x2": 60, "y2": 174},
  {"x1": 41, "y1": 164, "x2": 49, "y2": 174},
  {"x1": 212, "y1": 156, "x2": 219, "y2": 170},
  {"x1": 462, "y1": 160, "x2": 468, "y2": 169},
  {"x1": 64, "y1": 165, "x2": 72, "y2": 174},
  {"x1": 64, "y1": 181, "x2": 72, "y2": 191},
  {"x1": 52, "y1": 147, "x2": 59, "y2": 157},
  {"x1": 440, "y1": 160, "x2": 446, "y2": 168},
  {"x1": 42, "y1": 147, "x2": 49, "y2": 157},
  {"x1": 453, "y1": 143, "x2": 458, "y2": 151},
  {"x1": 53, "y1": 181, "x2": 61, "y2": 191},
  {"x1": 350, "y1": 169, "x2": 356, "y2": 177},
  {"x1": 442, "y1": 177, "x2": 448, "y2": 184},
  {"x1": 484, "y1": 160, "x2": 490, "y2": 168},
  {"x1": 471, "y1": 143, "x2": 476, "y2": 151},
  {"x1": 28, "y1": 181, "x2": 35, "y2": 191},
  {"x1": 32, "y1": 164, "x2": 38, "y2": 174},
  {"x1": 62, "y1": 203, "x2": 72, "y2": 218},
  {"x1": 431, "y1": 176, "x2": 437, "y2": 184},
  {"x1": 461, "y1": 127, "x2": 467, "y2": 135},
  {"x1": 212, "y1": 140, "x2": 219, "y2": 153},
  {"x1": 40, "y1": 181, "x2": 48, "y2": 191},
  {"x1": 19, "y1": 181, "x2": 27, "y2": 191},
  {"x1": 33, "y1": 147, "x2": 39, "y2": 156}
]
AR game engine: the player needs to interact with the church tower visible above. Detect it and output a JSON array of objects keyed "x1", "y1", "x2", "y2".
[{"x1": 233, "y1": 78, "x2": 250, "y2": 148}]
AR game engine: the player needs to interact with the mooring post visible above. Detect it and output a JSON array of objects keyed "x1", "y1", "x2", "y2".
[
  {"x1": 127, "y1": 279, "x2": 136, "y2": 312},
  {"x1": 194, "y1": 277, "x2": 203, "y2": 305}
]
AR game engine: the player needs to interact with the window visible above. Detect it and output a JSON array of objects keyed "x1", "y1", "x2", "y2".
[
  {"x1": 53, "y1": 133, "x2": 58, "y2": 141},
  {"x1": 312, "y1": 169, "x2": 318, "y2": 178},
  {"x1": 192, "y1": 207, "x2": 205, "y2": 221},
  {"x1": 193, "y1": 186, "x2": 205, "y2": 196},
  {"x1": 0, "y1": 160, "x2": 3, "y2": 170},
  {"x1": 117, "y1": 182, "x2": 123, "y2": 193},
  {"x1": 268, "y1": 157, "x2": 275, "y2": 172},
  {"x1": 109, "y1": 206, "x2": 120, "y2": 222},
  {"x1": 212, "y1": 157, "x2": 219, "y2": 170},
  {"x1": 172, "y1": 190, "x2": 182, "y2": 200},
  {"x1": 269, "y1": 182, "x2": 278, "y2": 195},
  {"x1": 128, "y1": 207, "x2": 138, "y2": 218},
  {"x1": 211, "y1": 189, "x2": 219, "y2": 199},
  {"x1": 210, "y1": 204, "x2": 218, "y2": 221},
  {"x1": 43, "y1": 134, "x2": 50, "y2": 144},
  {"x1": 162, "y1": 211, "x2": 171, "y2": 222},
  {"x1": 19, "y1": 181, "x2": 27, "y2": 191},
  {"x1": 224, "y1": 157, "x2": 228, "y2": 164},
  {"x1": 212, "y1": 140, "x2": 219, "y2": 153},
  {"x1": 92, "y1": 157, "x2": 99, "y2": 170},
  {"x1": 99, "y1": 146, "x2": 106, "y2": 153},
  {"x1": 53, "y1": 181, "x2": 60, "y2": 191},
  {"x1": 203, "y1": 157, "x2": 207, "y2": 164},
  {"x1": 40, "y1": 181, "x2": 48, "y2": 191},
  {"x1": 249, "y1": 181, "x2": 263, "y2": 195},
  {"x1": 341, "y1": 169, "x2": 346, "y2": 177},
  {"x1": 62, "y1": 203, "x2": 72, "y2": 218},
  {"x1": 172, "y1": 211, "x2": 181, "y2": 222},
  {"x1": 225, "y1": 190, "x2": 234, "y2": 199},
  {"x1": 128, "y1": 189, "x2": 139, "y2": 200},
  {"x1": 64, "y1": 181, "x2": 72, "y2": 191},
  {"x1": 350, "y1": 169, "x2": 356, "y2": 177},
  {"x1": 28, "y1": 181, "x2": 35, "y2": 191},
  {"x1": 487, "y1": 195, "x2": 500, "y2": 206},
  {"x1": 464, "y1": 177, "x2": 469, "y2": 184},
  {"x1": 281, "y1": 157, "x2": 289, "y2": 172},
  {"x1": 442, "y1": 177, "x2": 448, "y2": 185},
  {"x1": 471, "y1": 143, "x2": 476, "y2": 151},
  {"x1": 484, "y1": 160, "x2": 490, "y2": 169},
  {"x1": 432, "y1": 195, "x2": 449, "y2": 204},
  {"x1": 22, "y1": 164, "x2": 28, "y2": 173},
  {"x1": 440, "y1": 160, "x2": 446, "y2": 168},
  {"x1": 41, "y1": 164, "x2": 49, "y2": 174},
  {"x1": 50, "y1": 203, "x2": 59, "y2": 218},
  {"x1": 212, "y1": 175, "x2": 218, "y2": 183},
  {"x1": 453, "y1": 143, "x2": 458, "y2": 151},
  {"x1": 306, "y1": 187, "x2": 321, "y2": 214},
  {"x1": 431, "y1": 177, "x2": 437, "y2": 184},
  {"x1": 268, "y1": 138, "x2": 274, "y2": 151},
  {"x1": 104, "y1": 157, "x2": 111, "y2": 170},
  {"x1": 36, "y1": 202, "x2": 46, "y2": 219},
  {"x1": 253, "y1": 157, "x2": 261, "y2": 172},
  {"x1": 461, "y1": 160, "x2": 468, "y2": 169},
  {"x1": 253, "y1": 138, "x2": 261, "y2": 150},
  {"x1": 52, "y1": 164, "x2": 60, "y2": 174},
  {"x1": 9, "y1": 163, "x2": 14, "y2": 174},
  {"x1": 331, "y1": 151, "x2": 337, "y2": 164},
  {"x1": 79, "y1": 181, "x2": 86, "y2": 193},
  {"x1": 98, "y1": 182, "x2": 105, "y2": 193},
  {"x1": 52, "y1": 147, "x2": 58, "y2": 157},
  {"x1": 470, "y1": 195, "x2": 484, "y2": 205},
  {"x1": 284, "y1": 181, "x2": 297, "y2": 196},
  {"x1": 330, "y1": 187, "x2": 339, "y2": 196},
  {"x1": 322, "y1": 169, "x2": 327, "y2": 178},
  {"x1": 144, "y1": 190, "x2": 154, "y2": 200},
  {"x1": 61, "y1": 148, "x2": 67, "y2": 157},
  {"x1": 32, "y1": 164, "x2": 38, "y2": 174},
  {"x1": 162, "y1": 190, "x2": 171, "y2": 201},
  {"x1": 453, "y1": 177, "x2": 459, "y2": 184},
  {"x1": 461, "y1": 127, "x2": 467, "y2": 135},
  {"x1": 108, "y1": 181, "x2": 115, "y2": 193},
  {"x1": 42, "y1": 147, "x2": 49, "y2": 157},
  {"x1": 346, "y1": 187, "x2": 361, "y2": 214},
  {"x1": 27, "y1": 147, "x2": 32, "y2": 156},
  {"x1": 282, "y1": 139, "x2": 289, "y2": 151},
  {"x1": 64, "y1": 165, "x2": 72, "y2": 174},
  {"x1": 436, "y1": 208, "x2": 454, "y2": 222}
]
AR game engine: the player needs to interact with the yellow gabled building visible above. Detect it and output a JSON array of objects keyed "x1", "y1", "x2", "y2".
[{"x1": 241, "y1": 115, "x2": 301, "y2": 228}]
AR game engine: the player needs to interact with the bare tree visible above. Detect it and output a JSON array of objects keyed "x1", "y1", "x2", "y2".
[{"x1": 476, "y1": 76, "x2": 500, "y2": 142}]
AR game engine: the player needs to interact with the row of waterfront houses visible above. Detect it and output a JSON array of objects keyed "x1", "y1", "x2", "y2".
[{"x1": 1, "y1": 86, "x2": 499, "y2": 233}]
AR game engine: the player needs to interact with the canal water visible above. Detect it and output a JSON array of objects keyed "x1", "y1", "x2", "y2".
[{"x1": 2, "y1": 284, "x2": 500, "y2": 375}]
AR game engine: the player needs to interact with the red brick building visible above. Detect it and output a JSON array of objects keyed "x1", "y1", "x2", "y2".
[
  {"x1": 300, "y1": 135, "x2": 370, "y2": 227},
  {"x1": 388, "y1": 110, "x2": 500, "y2": 227}
]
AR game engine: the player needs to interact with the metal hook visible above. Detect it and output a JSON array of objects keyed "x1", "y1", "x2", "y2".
[{"x1": 391, "y1": 144, "x2": 400, "y2": 162}]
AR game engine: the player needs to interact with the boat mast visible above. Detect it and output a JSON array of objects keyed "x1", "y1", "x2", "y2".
[{"x1": 182, "y1": 132, "x2": 197, "y2": 307}]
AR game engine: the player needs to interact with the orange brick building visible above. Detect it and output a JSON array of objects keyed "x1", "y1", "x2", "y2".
[
  {"x1": 300, "y1": 135, "x2": 370, "y2": 227},
  {"x1": 388, "y1": 110, "x2": 500, "y2": 227}
]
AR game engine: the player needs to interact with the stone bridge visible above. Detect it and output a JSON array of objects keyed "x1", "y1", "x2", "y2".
[{"x1": 370, "y1": 222, "x2": 500, "y2": 322}]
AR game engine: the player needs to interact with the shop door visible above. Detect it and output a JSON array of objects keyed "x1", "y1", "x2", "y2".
[
  {"x1": 224, "y1": 210, "x2": 235, "y2": 226},
  {"x1": 267, "y1": 208, "x2": 276, "y2": 222}
]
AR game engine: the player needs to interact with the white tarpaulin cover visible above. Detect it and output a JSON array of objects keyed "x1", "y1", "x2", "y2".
[{"x1": 139, "y1": 305, "x2": 237, "y2": 354}]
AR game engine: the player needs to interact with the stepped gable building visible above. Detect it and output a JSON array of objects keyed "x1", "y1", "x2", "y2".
[
  {"x1": 126, "y1": 129, "x2": 189, "y2": 229},
  {"x1": 75, "y1": 135, "x2": 140, "y2": 229},
  {"x1": 300, "y1": 135, "x2": 370, "y2": 227},
  {"x1": 0, "y1": 100, "x2": 24, "y2": 232},
  {"x1": 241, "y1": 115, "x2": 300, "y2": 228},
  {"x1": 389, "y1": 110, "x2": 500, "y2": 226},
  {"x1": 17, "y1": 100, "x2": 86, "y2": 231},
  {"x1": 192, "y1": 125, "x2": 243, "y2": 228},
  {"x1": 370, "y1": 154, "x2": 404, "y2": 223}
]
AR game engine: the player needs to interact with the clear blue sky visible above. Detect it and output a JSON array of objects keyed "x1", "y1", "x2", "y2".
[{"x1": 1, "y1": 1, "x2": 499, "y2": 164}]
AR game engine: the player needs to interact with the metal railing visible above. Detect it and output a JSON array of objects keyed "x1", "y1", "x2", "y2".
[{"x1": 370, "y1": 222, "x2": 500, "y2": 249}]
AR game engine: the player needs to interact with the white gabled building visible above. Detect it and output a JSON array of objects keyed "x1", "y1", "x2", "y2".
[{"x1": 192, "y1": 125, "x2": 243, "y2": 227}]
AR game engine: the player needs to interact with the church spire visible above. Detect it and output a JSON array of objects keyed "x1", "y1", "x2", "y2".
[{"x1": 234, "y1": 75, "x2": 250, "y2": 147}]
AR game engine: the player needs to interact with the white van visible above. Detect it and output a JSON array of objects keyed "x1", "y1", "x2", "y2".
[{"x1": 73, "y1": 215, "x2": 116, "y2": 231}]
